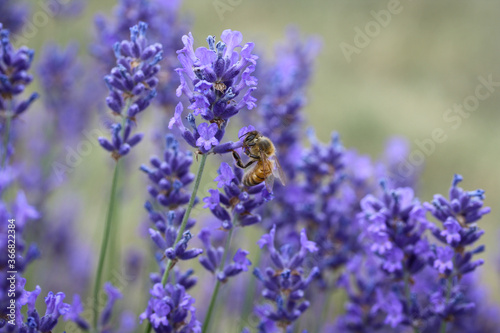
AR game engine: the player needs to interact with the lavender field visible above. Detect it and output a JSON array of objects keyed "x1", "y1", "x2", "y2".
[{"x1": 1, "y1": 0, "x2": 500, "y2": 332}]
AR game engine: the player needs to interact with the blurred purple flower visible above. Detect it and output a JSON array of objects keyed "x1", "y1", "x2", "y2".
[
  {"x1": 195, "y1": 122, "x2": 219, "y2": 151},
  {"x1": 100, "y1": 282, "x2": 123, "y2": 327},
  {"x1": 253, "y1": 225, "x2": 319, "y2": 330},
  {"x1": 0, "y1": 1, "x2": 28, "y2": 33},
  {"x1": 99, "y1": 21, "x2": 162, "y2": 159},
  {"x1": 140, "y1": 283, "x2": 201, "y2": 332},
  {"x1": 203, "y1": 162, "x2": 270, "y2": 229},
  {"x1": 433, "y1": 246, "x2": 454, "y2": 275}
]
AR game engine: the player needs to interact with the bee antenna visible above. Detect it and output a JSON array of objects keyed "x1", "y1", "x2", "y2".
[{"x1": 238, "y1": 132, "x2": 250, "y2": 139}]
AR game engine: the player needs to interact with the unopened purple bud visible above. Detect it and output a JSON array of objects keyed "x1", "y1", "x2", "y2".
[
  {"x1": 179, "y1": 248, "x2": 203, "y2": 260},
  {"x1": 149, "y1": 229, "x2": 167, "y2": 250},
  {"x1": 14, "y1": 92, "x2": 39, "y2": 115},
  {"x1": 127, "y1": 133, "x2": 143, "y2": 147},
  {"x1": 118, "y1": 143, "x2": 130, "y2": 156},
  {"x1": 132, "y1": 83, "x2": 145, "y2": 96},
  {"x1": 240, "y1": 214, "x2": 261, "y2": 227},
  {"x1": 165, "y1": 248, "x2": 175, "y2": 260},
  {"x1": 99, "y1": 138, "x2": 115, "y2": 152}
]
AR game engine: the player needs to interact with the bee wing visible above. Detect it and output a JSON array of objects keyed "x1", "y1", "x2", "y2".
[
  {"x1": 265, "y1": 173, "x2": 275, "y2": 193},
  {"x1": 258, "y1": 149, "x2": 276, "y2": 192},
  {"x1": 258, "y1": 149, "x2": 271, "y2": 172},
  {"x1": 271, "y1": 155, "x2": 287, "y2": 186}
]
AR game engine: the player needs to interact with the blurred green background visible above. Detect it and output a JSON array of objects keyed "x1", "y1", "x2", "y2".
[{"x1": 17, "y1": 0, "x2": 500, "y2": 330}]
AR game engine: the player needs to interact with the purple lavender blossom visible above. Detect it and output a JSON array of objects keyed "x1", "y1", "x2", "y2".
[
  {"x1": 170, "y1": 29, "x2": 258, "y2": 152},
  {"x1": 289, "y1": 132, "x2": 366, "y2": 288},
  {"x1": 197, "y1": 228, "x2": 223, "y2": 274},
  {"x1": 140, "y1": 133, "x2": 205, "y2": 331},
  {"x1": 1, "y1": 283, "x2": 72, "y2": 333},
  {"x1": 358, "y1": 184, "x2": 431, "y2": 330},
  {"x1": 253, "y1": 225, "x2": 319, "y2": 330},
  {"x1": 360, "y1": 185, "x2": 429, "y2": 277},
  {"x1": 64, "y1": 294, "x2": 90, "y2": 330},
  {"x1": 163, "y1": 230, "x2": 203, "y2": 262},
  {"x1": 103, "y1": 21, "x2": 162, "y2": 119},
  {"x1": 202, "y1": 161, "x2": 270, "y2": 229},
  {"x1": 99, "y1": 121, "x2": 144, "y2": 160},
  {"x1": 450, "y1": 274, "x2": 500, "y2": 333},
  {"x1": 0, "y1": 23, "x2": 39, "y2": 163},
  {"x1": 140, "y1": 283, "x2": 202, "y2": 332},
  {"x1": 433, "y1": 246, "x2": 454, "y2": 275},
  {"x1": 0, "y1": 2, "x2": 28, "y2": 33},
  {"x1": 196, "y1": 122, "x2": 219, "y2": 151},
  {"x1": 0, "y1": 189, "x2": 40, "y2": 324},
  {"x1": 0, "y1": 24, "x2": 39, "y2": 117},
  {"x1": 425, "y1": 174, "x2": 489, "y2": 255},
  {"x1": 334, "y1": 254, "x2": 388, "y2": 332},
  {"x1": 254, "y1": 28, "x2": 321, "y2": 174},
  {"x1": 198, "y1": 228, "x2": 251, "y2": 282},
  {"x1": 98, "y1": 21, "x2": 162, "y2": 159},
  {"x1": 100, "y1": 282, "x2": 123, "y2": 329},
  {"x1": 37, "y1": 42, "x2": 94, "y2": 142},
  {"x1": 92, "y1": 0, "x2": 167, "y2": 68},
  {"x1": 92, "y1": 0, "x2": 186, "y2": 109},
  {"x1": 149, "y1": 268, "x2": 198, "y2": 292},
  {"x1": 141, "y1": 134, "x2": 195, "y2": 210},
  {"x1": 424, "y1": 175, "x2": 489, "y2": 326},
  {"x1": 145, "y1": 207, "x2": 200, "y2": 271}
]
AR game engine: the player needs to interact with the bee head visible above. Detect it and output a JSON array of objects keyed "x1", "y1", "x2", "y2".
[{"x1": 241, "y1": 130, "x2": 260, "y2": 146}]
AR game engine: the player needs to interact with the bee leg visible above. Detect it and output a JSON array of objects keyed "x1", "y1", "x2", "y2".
[
  {"x1": 232, "y1": 150, "x2": 256, "y2": 169},
  {"x1": 232, "y1": 150, "x2": 246, "y2": 169},
  {"x1": 242, "y1": 160, "x2": 256, "y2": 168},
  {"x1": 248, "y1": 153, "x2": 260, "y2": 160},
  {"x1": 245, "y1": 133, "x2": 256, "y2": 142}
]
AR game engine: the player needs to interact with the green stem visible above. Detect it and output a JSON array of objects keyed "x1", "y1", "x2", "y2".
[
  {"x1": 93, "y1": 161, "x2": 120, "y2": 331},
  {"x1": 106, "y1": 161, "x2": 124, "y2": 281},
  {"x1": 161, "y1": 153, "x2": 207, "y2": 285},
  {"x1": 202, "y1": 226, "x2": 234, "y2": 333},
  {"x1": 2, "y1": 115, "x2": 11, "y2": 168},
  {"x1": 145, "y1": 153, "x2": 208, "y2": 333}
]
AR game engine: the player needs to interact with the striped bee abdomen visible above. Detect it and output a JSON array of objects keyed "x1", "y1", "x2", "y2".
[{"x1": 243, "y1": 160, "x2": 272, "y2": 187}]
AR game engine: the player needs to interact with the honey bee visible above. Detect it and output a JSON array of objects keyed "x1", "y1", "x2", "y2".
[{"x1": 232, "y1": 130, "x2": 286, "y2": 192}]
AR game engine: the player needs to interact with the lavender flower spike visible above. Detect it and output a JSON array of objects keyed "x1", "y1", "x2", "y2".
[
  {"x1": 198, "y1": 228, "x2": 251, "y2": 282},
  {"x1": 170, "y1": 30, "x2": 258, "y2": 152},
  {"x1": 425, "y1": 175, "x2": 489, "y2": 328},
  {"x1": 98, "y1": 121, "x2": 144, "y2": 160},
  {"x1": 425, "y1": 174, "x2": 489, "y2": 277},
  {"x1": 141, "y1": 134, "x2": 195, "y2": 211},
  {"x1": 0, "y1": 23, "x2": 39, "y2": 164},
  {"x1": 0, "y1": 23, "x2": 39, "y2": 118},
  {"x1": 140, "y1": 283, "x2": 202, "y2": 332},
  {"x1": 100, "y1": 282, "x2": 122, "y2": 328},
  {"x1": 203, "y1": 159, "x2": 271, "y2": 230},
  {"x1": 104, "y1": 21, "x2": 162, "y2": 119},
  {"x1": 253, "y1": 225, "x2": 319, "y2": 330},
  {"x1": 98, "y1": 21, "x2": 162, "y2": 159},
  {"x1": 20, "y1": 287, "x2": 72, "y2": 333}
]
